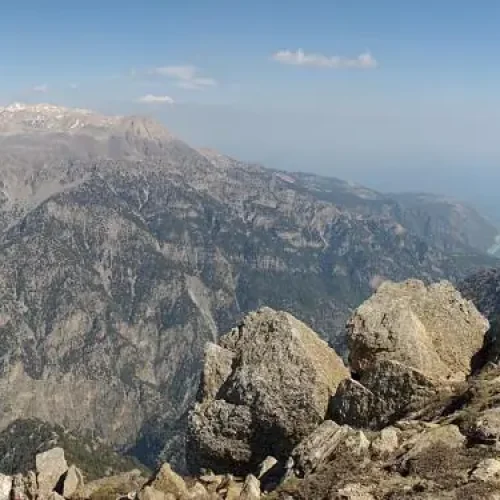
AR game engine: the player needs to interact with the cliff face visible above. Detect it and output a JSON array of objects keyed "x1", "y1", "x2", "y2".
[{"x1": 0, "y1": 103, "x2": 496, "y2": 469}]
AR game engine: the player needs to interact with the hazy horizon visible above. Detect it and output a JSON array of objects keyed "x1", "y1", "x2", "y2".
[{"x1": 2, "y1": 0, "x2": 500, "y2": 217}]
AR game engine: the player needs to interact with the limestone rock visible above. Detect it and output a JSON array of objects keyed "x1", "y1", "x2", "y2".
[
  {"x1": 187, "y1": 308, "x2": 348, "y2": 473},
  {"x1": 148, "y1": 464, "x2": 188, "y2": 499},
  {"x1": 35, "y1": 448, "x2": 68, "y2": 499},
  {"x1": 186, "y1": 481, "x2": 209, "y2": 499},
  {"x1": 471, "y1": 458, "x2": 500, "y2": 484},
  {"x1": 62, "y1": 465, "x2": 84, "y2": 498},
  {"x1": 330, "y1": 360, "x2": 439, "y2": 428},
  {"x1": 291, "y1": 421, "x2": 369, "y2": 478},
  {"x1": 188, "y1": 400, "x2": 254, "y2": 473},
  {"x1": 239, "y1": 475, "x2": 260, "y2": 500},
  {"x1": 138, "y1": 487, "x2": 168, "y2": 500},
  {"x1": 370, "y1": 427, "x2": 399, "y2": 458},
  {"x1": 0, "y1": 474, "x2": 12, "y2": 500},
  {"x1": 348, "y1": 280, "x2": 488, "y2": 381}
]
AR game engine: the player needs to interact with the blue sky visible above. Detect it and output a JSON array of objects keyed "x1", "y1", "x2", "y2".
[{"x1": 3, "y1": 1, "x2": 500, "y2": 210}]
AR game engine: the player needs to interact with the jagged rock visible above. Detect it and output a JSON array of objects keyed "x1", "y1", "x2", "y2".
[
  {"x1": 0, "y1": 474, "x2": 12, "y2": 500},
  {"x1": 138, "y1": 486, "x2": 171, "y2": 500},
  {"x1": 148, "y1": 464, "x2": 188, "y2": 499},
  {"x1": 188, "y1": 308, "x2": 348, "y2": 474},
  {"x1": 62, "y1": 465, "x2": 84, "y2": 498},
  {"x1": 186, "y1": 481, "x2": 209, "y2": 499},
  {"x1": 330, "y1": 360, "x2": 439, "y2": 428},
  {"x1": 471, "y1": 458, "x2": 500, "y2": 484},
  {"x1": 239, "y1": 475, "x2": 260, "y2": 500},
  {"x1": 348, "y1": 280, "x2": 488, "y2": 381},
  {"x1": 35, "y1": 448, "x2": 68, "y2": 499},
  {"x1": 291, "y1": 421, "x2": 369, "y2": 478},
  {"x1": 370, "y1": 427, "x2": 399, "y2": 458}
]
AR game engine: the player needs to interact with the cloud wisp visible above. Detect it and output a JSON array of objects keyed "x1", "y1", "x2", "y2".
[
  {"x1": 272, "y1": 49, "x2": 378, "y2": 69},
  {"x1": 147, "y1": 65, "x2": 217, "y2": 90},
  {"x1": 138, "y1": 94, "x2": 175, "y2": 104}
]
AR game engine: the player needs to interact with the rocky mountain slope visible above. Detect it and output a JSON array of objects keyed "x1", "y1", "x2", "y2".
[
  {"x1": 3, "y1": 279, "x2": 498, "y2": 500},
  {"x1": 0, "y1": 103, "x2": 497, "y2": 471}
]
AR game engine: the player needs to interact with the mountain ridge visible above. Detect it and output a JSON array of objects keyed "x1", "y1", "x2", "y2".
[{"x1": 0, "y1": 103, "x2": 496, "y2": 471}]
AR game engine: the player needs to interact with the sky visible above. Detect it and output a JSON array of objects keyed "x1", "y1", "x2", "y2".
[{"x1": 2, "y1": 1, "x2": 500, "y2": 213}]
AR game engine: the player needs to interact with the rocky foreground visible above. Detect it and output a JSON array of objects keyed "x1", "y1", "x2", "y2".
[{"x1": 6, "y1": 278, "x2": 500, "y2": 499}]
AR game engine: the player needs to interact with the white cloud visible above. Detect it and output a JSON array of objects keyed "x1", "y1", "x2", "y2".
[
  {"x1": 138, "y1": 94, "x2": 175, "y2": 104},
  {"x1": 148, "y1": 65, "x2": 217, "y2": 90},
  {"x1": 33, "y1": 84, "x2": 48, "y2": 92},
  {"x1": 69, "y1": 83, "x2": 79, "y2": 89},
  {"x1": 272, "y1": 49, "x2": 378, "y2": 69}
]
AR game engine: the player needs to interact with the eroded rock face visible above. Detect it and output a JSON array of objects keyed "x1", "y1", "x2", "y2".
[
  {"x1": 187, "y1": 308, "x2": 349, "y2": 474},
  {"x1": 348, "y1": 279, "x2": 489, "y2": 381}
]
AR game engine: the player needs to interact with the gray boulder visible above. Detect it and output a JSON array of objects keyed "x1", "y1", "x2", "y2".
[{"x1": 188, "y1": 308, "x2": 349, "y2": 474}]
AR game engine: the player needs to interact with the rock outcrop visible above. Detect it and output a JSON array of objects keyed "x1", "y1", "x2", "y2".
[
  {"x1": 348, "y1": 279, "x2": 489, "y2": 381},
  {"x1": 187, "y1": 308, "x2": 349, "y2": 474},
  {"x1": 330, "y1": 280, "x2": 488, "y2": 429}
]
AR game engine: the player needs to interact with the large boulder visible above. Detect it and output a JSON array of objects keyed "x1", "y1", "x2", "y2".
[
  {"x1": 330, "y1": 280, "x2": 488, "y2": 429},
  {"x1": 187, "y1": 308, "x2": 349, "y2": 474},
  {"x1": 348, "y1": 280, "x2": 488, "y2": 381},
  {"x1": 35, "y1": 448, "x2": 68, "y2": 499}
]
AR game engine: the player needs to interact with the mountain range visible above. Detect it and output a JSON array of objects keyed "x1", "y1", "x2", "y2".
[{"x1": 0, "y1": 102, "x2": 497, "y2": 470}]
